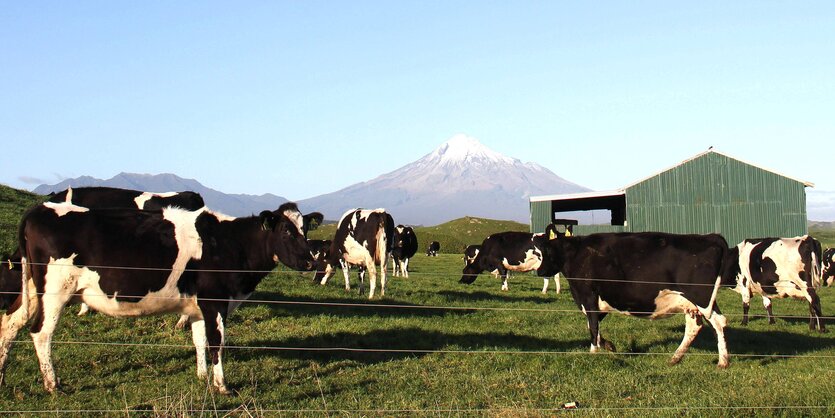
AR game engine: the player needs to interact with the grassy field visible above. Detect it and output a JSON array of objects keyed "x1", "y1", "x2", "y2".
[
  {"x1": 0, "y1": 253, "x2": 833, "y2": 415},
  {"x1": 2, "y1": 185, "x2": 835, "y2": 415}
]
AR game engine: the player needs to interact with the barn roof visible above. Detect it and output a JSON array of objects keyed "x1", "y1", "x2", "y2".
[
  {"x1": 530, "y1": 148, "x2": 814, "y2": 203},
  {"x1": 622, "y1": 148, "x2": 815, "y2": 189}
]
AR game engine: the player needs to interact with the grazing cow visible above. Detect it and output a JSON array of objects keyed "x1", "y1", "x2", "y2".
[
  {"x1": 731, "y1": 236, "x2": 825, "y2": 331},
  {"x1": 463, "y1": 244, "x2": 481, "y2": 267},
  {"x1": 0, "y1": 201, "x2": 314, "y2": 393},
  {"x1": 537, "y1": 232, "x2": 735, "y2": 368},
  {"x1": 823, "y1": 248, "x2": 835, "y2": 287},
  {"x1": 308, "y1": 239, "x2": 332, "y2": 278},
  {"x1": 426, "y1": 241, "x2": 440, "y2": 257},
  {"x1": 460, "y1": 232, "x2": 559, "y2": 294},
  {"x1": 314, "y1": 209, "x2": 395, "y2": 299},
  {"x1": 391, "y1": 225, "x2": 418, "y2": 277}
]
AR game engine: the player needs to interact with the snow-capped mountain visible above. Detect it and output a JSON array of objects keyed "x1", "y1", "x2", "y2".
[
  {"x1": 298, "y1": 134, "x2": 589, "y2": 225},
  {"x1": 33, "y1": 173, "x2": 288, "y2": 217}
]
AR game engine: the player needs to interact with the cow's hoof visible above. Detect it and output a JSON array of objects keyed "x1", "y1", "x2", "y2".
[
  {"x1": 668, "y1": 356, "x2": 682, "y2": 366},
  {"x1": 215, "y1": 385, "x2": 234, "y2": 396},
  {"x1": 717, "y1": 361, "x2": 729, "y2": 369},
  {"x1": 602, "y1": 340, "x2": 617, "y2": 353}
]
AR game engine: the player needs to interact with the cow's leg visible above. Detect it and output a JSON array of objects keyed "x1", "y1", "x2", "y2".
[
  {"x1": 191, "y1": 317, "x2": 208, "y2": 380},
  {"x1": 500, "y1": 268, "x2": 509, "y2": 291},
  {"x1": 31, "y1": 286, "x2": 75, "y2": 392},
  {"x1": 670, "y1": 312, "x2": 703, "y2": 365},
  {"x1": 542, "y1": 277, "x2": 549, "y2": 294},
  {"x1": 404, "y1": 258, "x2": 410, "y2": 278},
  {"x1": 175, "y1": 314, "x2": 190, "y2": 330},
  {"x1": 340, "y1": 260, "x2": 351, "y2": 291},
  {"x1": 0, "y1": 296, "x2": 32, "y2": 386},
  {"x1": 367, "y1": 263, "x2": 378, "y2": 299},
  {"x1": 379, "y1": 256, "x2": 388, "y2": 298},
  {"x1": 740, "y1": 287, "x2": 752, "y2": 326},
  {"x1": 579, "y1": 296, "x2": 614, "y2": 353},
  {"x1": 706, "y1": 310, "x2": 730, "y2": 369},
  {"x1": 762, "y1": 296, "x2": 776, "y2": 324},
  {"x1": 356, "y1": 266, "x2": 366, "y2": 295},
  {"x1": 76, "y1": 302, "x2": 90, "y2": 316},
  {"x1": 0, "y1": 262, "x2": 37, "y2": 387},
  {"x1": 807, "y1": 288, "x2": 826, "y2": 332},
  {"x1": 200, "y1": 304, "x2": 231, "y2": 395}
]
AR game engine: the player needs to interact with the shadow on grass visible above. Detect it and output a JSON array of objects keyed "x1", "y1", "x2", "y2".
[
  {"x1": 240, "y1": 327, "x2": 586, "y2": 365},
  {"x1": 249, "y1": 290, "x2": 558, "y2": 319},
  {"x1": 435, "y1": 290, "x2": 556, "y2": 305}
]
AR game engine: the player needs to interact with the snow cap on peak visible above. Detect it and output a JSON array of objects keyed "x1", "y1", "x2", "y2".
[{"x1": 433, "y1": 134, "x2": 512, "y2": 165}]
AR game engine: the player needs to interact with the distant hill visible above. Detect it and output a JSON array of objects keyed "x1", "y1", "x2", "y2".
[
  {"x1": 299, "y1": 135, "x2": 589, "y2": 226},
  {"x1": 33, "y1": 172, "x2": 288, "y2": 217},
  {"x1": 308, "y1": 215, "x2": 529, "y2": 254},
  {"x1": 0, "y1": 184, "x2": 44, "y2": 255}
]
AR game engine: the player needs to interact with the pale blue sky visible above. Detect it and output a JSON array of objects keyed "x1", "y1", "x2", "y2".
[{"x1": 2, "y1": 2, "x2": 834, "y2": 211}]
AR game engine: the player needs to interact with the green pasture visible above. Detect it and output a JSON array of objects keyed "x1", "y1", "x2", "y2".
[
  {"x1": 0, "y1": 253, "x2": 833, "y2": 416},
  {"x1": 1, "y1": 184, "x2": 834, "y2": 415}
]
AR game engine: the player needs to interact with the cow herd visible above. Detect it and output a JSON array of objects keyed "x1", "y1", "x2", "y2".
[{"x1": 0, "y1": 186, "x2": 831, "y2": 394}]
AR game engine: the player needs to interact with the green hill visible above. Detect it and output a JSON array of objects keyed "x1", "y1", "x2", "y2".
[
  {"x1": 0, "y1": 184, "x2": 44, "y2": 256},
  {"x1": 307, "y1": 215, "x2": 529, "y2": 254}
]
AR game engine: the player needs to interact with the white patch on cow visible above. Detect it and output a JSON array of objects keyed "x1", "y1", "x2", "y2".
[
  {"x1": 206, "y1": 209, "x2": 236, "y2": 222},
  {"x1": 761, "y1": 238, "x2": 812, "y2": 301},
  {"x1": 501, "y1": 249, "x2": 542, "y2": 272},
  {"x1": 134, "y1": 191, "x2": 178, "y2": 209},
  {"x1": 43, "y1": 201, "x2": 89, "y2": 217},
  {"x1": 283, "y1": 208, "x2": 304, "y2": 235},
  {"x1": 598, "y1": 297, "x2": 628, "y2": 315},
  {"x1": 192, "y1": 319, "x2": 208, "y2": 378},
  {"x1": 762, "y1": 296, "x2": 772, "y2": 308},
  {"x1": 342, "y1": 235, "x2": 371, "y2": 266},
  {"x1": 651, "y1": 290, "x2": 698, "y2": 319},
  {"x1": 70, "y1": 208, "x2": 204, "y2": 317}
]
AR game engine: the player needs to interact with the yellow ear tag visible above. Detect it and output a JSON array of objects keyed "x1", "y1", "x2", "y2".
[{"x1": 6, "y1": 259, "x2": 11, "y2": 270}]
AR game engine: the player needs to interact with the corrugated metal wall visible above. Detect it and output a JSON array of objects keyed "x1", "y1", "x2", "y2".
[
  {"x1": 625, "y1": 152, "x2": 807, "y2": 245},
  {"x1": 529, "y1": 201, "x2": 552, "y2": 234}
]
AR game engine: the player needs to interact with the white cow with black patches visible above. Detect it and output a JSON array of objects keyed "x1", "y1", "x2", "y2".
[
  {"x1": 314, "y1": 208, "x2": 395, "y2": 299},
  {"x1": 732, "y1": 236, "x2": 825, "y2": 331}
]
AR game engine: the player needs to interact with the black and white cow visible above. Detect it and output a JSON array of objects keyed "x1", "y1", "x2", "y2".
[
  {"x1": 731, "y1": 236, "x2": 825, "y2": 331},
  {"x1": 49, "y1": 186, "x2": 205, "y2": 211},
  {"x1": 537, "y1": 232, "x2": 736, "y2": 368},
  {"x1": 0, "y1": 201, "x2": 314, "y2": 393},
  {"x1": 426, "y1": 241, "x2": 440, "y2": 257},
  {"x1": 822, "y1": 247, "x2": 835, "y2": 287},
  {"x1": 314, "y1": 209, "x2": 395, "y2": 299},
  {"x1": 391, "y1": 225, "x2": 418, "y2": 277},
  {"x1": 49, "y1": 187, "x2": 208, "y2": 317},
  {"x1": 308, "y1": 239, "x2": 332, "y2": 279},
  {"x1": 460, "y1": 232, "x2": 559, "y2": 294}
]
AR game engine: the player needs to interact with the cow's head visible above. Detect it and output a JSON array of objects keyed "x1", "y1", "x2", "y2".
[
  {"x1": 302, "y1": 212, "x2": 324, "y2": 237},
  {"x1": 0, "y1": 250, "x2": 22, "y2": 310},
  {"x1": 261, "y1": 203, "x2": 315, "y2": 271},
  {"x1": 534, "y1": 235, "x2": 568, "y2": 278}
]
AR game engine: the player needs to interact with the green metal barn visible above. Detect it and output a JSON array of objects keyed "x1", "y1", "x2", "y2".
[{"x1": 529, "y1": 149, "x2": 813, "y2": 246}]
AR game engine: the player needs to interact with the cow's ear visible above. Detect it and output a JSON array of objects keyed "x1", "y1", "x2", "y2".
[
  {"x1": 259, "y1": 210, "x2": 277, "y2": 231},
  {"x1": 303, "y1": 212, "x2": 324, "y2": 234}
]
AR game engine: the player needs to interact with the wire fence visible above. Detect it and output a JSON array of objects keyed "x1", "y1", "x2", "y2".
[{"x1": 2, "y1": 256, "x2": 834, "y2": 413}]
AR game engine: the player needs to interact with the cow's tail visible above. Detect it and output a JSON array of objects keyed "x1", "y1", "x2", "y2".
[
  {"x1": 17, "y1": 212, "x2": 32, "y2": 322},
  {"x1": 811, "y1": 251, "x2": 822, "y2": 289},
  {"x1": 699, "y1": 276, "x2": 722, "y2": 320}
]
